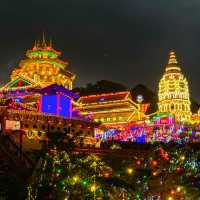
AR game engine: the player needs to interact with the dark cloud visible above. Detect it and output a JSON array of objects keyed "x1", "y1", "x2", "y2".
[{"x1": 0, "y1": 0, "x2": 200, "y2": 100}]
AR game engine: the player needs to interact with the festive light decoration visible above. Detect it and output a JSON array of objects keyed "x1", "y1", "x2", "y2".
[
  {"x1": 2, "y1": 35, "x2": 75, "y2": 91},
  {"x1": 77, "y1": 91, "x2": 140, "y2": 126},
  {"x1": 97, "y1": 122, "x2": 200, "y2": 143},
  {"x1": 127, "y1": 167, "x2": 134, "y2": 175},
  {"x1": 158, "y1": 50, "x2": 191, "y2": 122},
  {"x1": 40, "y1": 94, "x2": 72, "y2": 118},
  {"x1": 26, "y1": 140, "x2": 200, "y2": 200}
]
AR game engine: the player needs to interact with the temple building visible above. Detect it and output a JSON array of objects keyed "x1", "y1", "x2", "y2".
[
  {"x1": 76, "y1": 91, "x2": 140, "y2": 127},
  {"x1": 1, "y1": 35, "x2": 75, "y2": 91},
  {"x1": 158, "y1": 51, "x2": 191, "y2": 121},
  {"x1": 0, "y1": 37, "x2": 98, "y2": 150}
]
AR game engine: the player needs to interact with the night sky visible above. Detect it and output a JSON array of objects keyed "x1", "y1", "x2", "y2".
[{"x1": 0, "y1": 0, "x2": 200, "y2": 100}]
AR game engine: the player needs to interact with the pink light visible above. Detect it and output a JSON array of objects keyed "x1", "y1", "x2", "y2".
[
  {"x1": 56, "y1": 94, "x2": 60, "y2": 115},
  {"x1": 39, "y1": 97, "x2": 42, "y2": 112}
]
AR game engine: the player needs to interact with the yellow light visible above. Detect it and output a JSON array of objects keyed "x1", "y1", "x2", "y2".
[
  {"x1": 177, "y1": 186, "x2": 181, "y2": 192},
  {"x1": 127, "y1": 168, "x2": 133, "y2": 175},
  {"x1": 180, "y1": 156, "x2": 185, "y2": 161},
  {"x1": 72, "y1": 175, "x2": 80, "y2": 184},
  {"x1": 168, "y1": 197, "x2": 173, "y2": 200},
  {"x1": 90, "y1": 183, "x2": 98, "y2": 192},
  {"x1": 153, "y1": 172, "x2": 157, "y2": 176}
]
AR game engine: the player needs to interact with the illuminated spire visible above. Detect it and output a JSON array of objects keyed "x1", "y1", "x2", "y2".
[
  {"x1": 165, "y1": 50, "x2": 181, "y2": 73},
  {"x1": 33, "y1": 40, "x2": 37, "y2": 48},
  {"x1": 36, "y1": 40, "x2": 40, "y2": 47},
  {"x1": 42, "y1": 32, "x2": 47, "y2": 47},
  {"x1": 168, "y1": 50, "x2": 178, "y2": 64},
  {"x1": 49, "y1": 38, "x2": 53, "y2": 47},
  {"x1": 158, "y1": 51, "x2": 191, "y2": 122}
]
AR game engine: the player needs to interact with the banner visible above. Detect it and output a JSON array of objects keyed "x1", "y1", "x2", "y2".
[{"x1": 5, "y1": 120, "x2": 21, "y2": 130}]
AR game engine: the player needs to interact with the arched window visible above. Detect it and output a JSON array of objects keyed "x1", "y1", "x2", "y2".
[{"x1": 171, "y1": 104, "x2": 174, "y2": 110}]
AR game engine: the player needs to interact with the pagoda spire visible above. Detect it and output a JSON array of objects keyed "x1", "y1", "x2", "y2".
[
  {"x1": 33, "y1": 40, "x2": 37, "y2": 48},
  {"x1": 42, "y1": 32, "x2": 47, "y2": 47},
  {"x1": 49, "y1": 38, "x2": 53, "y2": 47},
  {"x1": 168, "y1": 50, "x2": 178, "y2": 64},
  {"x1": 36, "y1": 40, "x2": 40, "y2": 48}
]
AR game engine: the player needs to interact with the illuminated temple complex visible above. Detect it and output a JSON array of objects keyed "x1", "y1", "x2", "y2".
[
  {"x1": 158, "y1": 51, "x2": 191, "y2": 122},
  {"x1": 0, "y1": 36, "x2": 199, "y2": 145}
]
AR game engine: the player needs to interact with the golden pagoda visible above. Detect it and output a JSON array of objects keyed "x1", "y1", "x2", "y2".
[
  {"x1": 158, "y1": 51, "x2": 191, "y2": 121},
  {"x1": 10, "y1": 35, "x2": 75, "y2": 89}
]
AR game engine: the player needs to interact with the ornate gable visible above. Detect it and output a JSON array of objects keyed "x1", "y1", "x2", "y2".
[{"x1": 0, "y1": 75, "x2": 38, "y2": 91}]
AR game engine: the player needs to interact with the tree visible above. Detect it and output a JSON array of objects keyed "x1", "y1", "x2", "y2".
[
  {"x1": 73, "y1": 80, "x2": 128, "y2": 96},
  {"x1": 131, "y1": 84, "x2": 158, "y2": 114}
]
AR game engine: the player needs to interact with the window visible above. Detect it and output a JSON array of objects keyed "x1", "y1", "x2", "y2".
[{"x1": 107, "y1": 118, "x2": 110, "y2": 122}]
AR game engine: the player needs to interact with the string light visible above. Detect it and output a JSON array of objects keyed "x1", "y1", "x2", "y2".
[{"x1": 127, "y1": 167, "x2": 134, "y2": 175}]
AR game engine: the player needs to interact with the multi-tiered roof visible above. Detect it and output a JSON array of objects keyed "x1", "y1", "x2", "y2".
[{"x1": 2, "y1": 35, "x2": 75, "y2": 91}]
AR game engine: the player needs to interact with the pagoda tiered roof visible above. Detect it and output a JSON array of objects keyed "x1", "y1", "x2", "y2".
[
  {"x1": 78, "y1": 91, "x2": 135, "y2": 105},
  {"x1": 7, "y1": 35, "x2": 75, "y2": 90}
]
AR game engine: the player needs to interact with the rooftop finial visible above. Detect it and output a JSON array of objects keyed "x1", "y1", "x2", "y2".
[
  {"x1": 36, "y1": 39, "x2": 40, "y2": 47},
  {"x1": 33, "y1": 40, "x2": 37, "y2": 48},
  {"x1": 168, "y1": 50, "x2": 178, "y2": 64},
  {"x1": 42, "y1": 32, "x2": 47, "y2": 47},
  {"x1": 49, "y1": 38, "x2": 53, "y2": 47}
]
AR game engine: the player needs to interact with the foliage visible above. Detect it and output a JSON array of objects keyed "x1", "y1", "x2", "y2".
[
  {"x1": 27, "y1": 150, "x2": 132, "y2": 200},
  {"x1": 73, "y1": 80, "x2": 128, "y2": 96},
  {"x1": 27, "y1": 142, "x2": 200, "y2": 200}
]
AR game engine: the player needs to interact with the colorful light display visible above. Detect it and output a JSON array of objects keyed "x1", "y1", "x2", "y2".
[
  {"x1": 40, "y1": 94, "x2": 72, "y2": 118},
  {"x1": 27, "y1": 144, "x2": 200, "y2": 199},
  {"x1": 97, "y1": 122, "x2": 200, "y2": 143},
  {"x1": 3, "y1": 35, "x2": 75, "y2": 90},
  {"x1": 0, "y1": 36, "x2": 200, "y2": 145},
  {"x1": 77, "y1": 91, "x2": 143, "y2": 126},
  {"x1": 158, "y1": 51, "x2": 191, "y2": 122}
]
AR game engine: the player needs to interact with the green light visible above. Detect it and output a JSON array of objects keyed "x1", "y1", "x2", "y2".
[
  {"x1": 188, "y1": 130, "x2": 193, "y2": 135},
  {"x1": 29, "y1": 50, "x2": 58, "y2": 59},
  {"x1": 81, "y1": 179, "x2": 89, "y2": 187},
  {"x1": 36, "y1": 60, "x2": 66, "y2": 69},
  {"x1": 56, "y1": 166, "x2": 65, "y2": 174}
]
